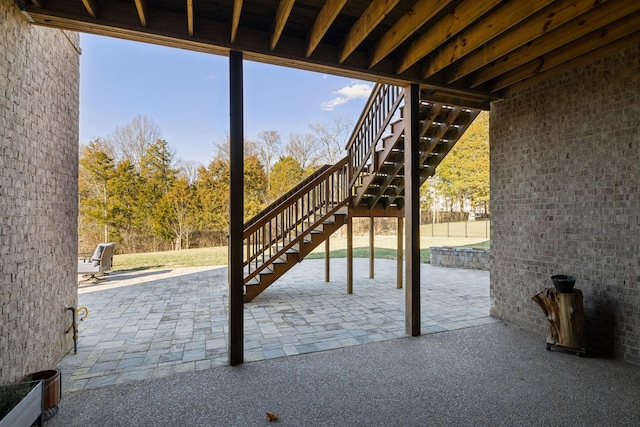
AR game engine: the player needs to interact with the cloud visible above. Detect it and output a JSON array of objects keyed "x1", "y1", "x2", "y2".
[{"x1": 321, "y1": 83, "x2": 373, "y2": 111}]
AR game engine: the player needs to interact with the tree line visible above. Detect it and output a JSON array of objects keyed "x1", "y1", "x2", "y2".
[
  {"x1": 79, "y1": 112, "x2": 489, "y2": 254},
  {"x1": 79, "y1": 115, "x2": 353, "y2": 253}
]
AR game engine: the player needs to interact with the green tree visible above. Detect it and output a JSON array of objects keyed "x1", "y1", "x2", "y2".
[
  {"x1": 108, "y1": 159, "x2": 143, "y2": 253},
  {"x1": 195, "y1": 157, "x2": 230, "y2": 233},
  {"x1": 139, "y1": 139, "x2": 179, "y2": 249},
  {"x1": 269, "y1": 156, "x2": 305, "y2": 200},
  {"x1": 243, "y1": 155, "x2": 268, "y2": 220},
  {"x1": 432, "y1": 111, "x2": 490, "y2": 212},
  {"x1": 79, "y1": 140, "x2": 116, "y2": 244},
  {"x1": 154, "y1": 177, "x2": 196, "y2": 250}
]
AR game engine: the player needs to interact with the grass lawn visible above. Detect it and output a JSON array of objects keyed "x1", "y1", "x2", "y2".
[{"x1": 112, "y1": 227, "x2": 489, "y2": 272}]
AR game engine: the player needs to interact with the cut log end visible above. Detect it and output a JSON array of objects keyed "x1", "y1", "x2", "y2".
[{"x1": 532, "y1": 287, "x2": 586, "y2": 350}]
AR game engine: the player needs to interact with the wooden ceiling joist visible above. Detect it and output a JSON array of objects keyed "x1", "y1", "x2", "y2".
[
  {"x1": 369, "y1": 0, "x2": 452, "y2": 68},
  {"x1": 397, "y1": 0, "x2": 501, "y2": 74},
  {"x1": 270, "y1": 0, "x2": 296, "y2": 51},
  {"x1": 490, "y1": 14, "x2": 640, "y2": 92},
  {"x1": 17, "y1": 0, "x2": 640, "y2": 103},
  {"x1": 338, "y1": 0, "x2": 400, "y2": 64},
  {"x1": 423, "y1": 0, "x2": 555, "y2": 79},
  {"x1": 445, "y1": 0, "x2": 611, "y2": 84},
  {"x1": 81, "y1": 0, "x2": 98, "y2": 18},
  {"x1": 231, "y1": 0, "x2": 243, "y2": 43},
  {"x1": 187, "y1": 0, "x2": 194, "y2": 36},
  {"x1": 306, "y1": 0, "x2": 347, "y2": 58},
  {"x1": 505, "y1": 30, "x2": 640, "y2": 97},
  {"x1": 134, "y1": 0, "x2": 147, "y2": 27},
  {"x1": 468, "y1": 0, "x2": 640, "y2": 89}
]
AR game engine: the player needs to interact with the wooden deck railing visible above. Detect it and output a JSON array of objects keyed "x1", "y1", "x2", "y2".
[
  {"x1": 243, "y1": 163, "x2": 333, "y2": 230},
  {"x1": 345, "y1": 83, "x2": 404, "y2": 189},
  {"x1": 243, "y1": 157, "x2": 349, "y2": 283}
]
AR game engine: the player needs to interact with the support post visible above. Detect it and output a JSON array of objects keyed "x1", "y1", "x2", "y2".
[
  {"x1": 369, "y1": 217, "x2": 374, "y2": 278},
  {"x1": 228, "y1": 50, "x2": 244, "y2": 365},
  {"x1": 397, "y1": 216, "x2": 403, "y2": 289},
  {"x1": 404, "y1": 83, "x2": 421, "y2": 336},
  {"x1": 347, "y1": 213, "x2": 353, "y2": 294},
  {"x1": 324, "y1": 239, "x2": 330, "y2": 282}
]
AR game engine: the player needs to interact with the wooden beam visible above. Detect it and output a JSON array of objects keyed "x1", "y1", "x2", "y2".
[
  {"x1": 231, "y1": 0, "x2": 243, "y2": 43},
  {"x1": 468, "y1": 0, "x2": 640, "y2": 88},
  {"x1": 306, "y1": 0, "x2": 347, "y2": 58},
  {"x1": 505, "y1": 30, "x2": 640, "y2": 96},
  {"x1": 187, "y1": 0, "x2": 194, "y2": 36},
  {"x1": 81, "y1": 0, "x2": 98, "y2": 18},
  {"x1": 30, "y1": 0, "x2": 43, "y2": 8},
  {"x1": 397, "y1": 0, "x2": 501, "y2": 74},
  {"x1": 490, "y1": 12, "x2": 640, "y2": 93},
  {"x1": 338, "y1": 0, "x2": 400, "y2": 63},
  {"x1": 397, "y1": 217, "x2": 403, "y2": 289},
  {"x1": 325, "y1": 239, "x2": 330, "y2": 282},
  {"x1": 370, "y1": 0, "x2": 452, "y2": 68},
  {"x1": 350, "y1": 204, "x2": 404, "y2": 217},
  {"x1": 446, "y1": 0, "x2": 611, "y2": 83},
  {"x1": 369, "y1": 217, "x2": 375, "y2": 279},
  {"x1": 347, "y1": 214, "x2": 353, "y2": 294},
  {"x1": 228, "y1": 51, "x2": 244, "y2": 366},
  {"x1": 133, "y1": 0, "x2": 147, "y2": 27},
  {"x1": 22, "y1": 2, "x2": 496, "y2": 104},
  {"x1": 270, "y1": 0, "x2": 296, "y2": 51},
  {"x1": 423, "y1": 0, "x2": 555, "y2": 78},
  {"x1": 404, "y1": 83, "x2": 421, "y2": 337}
]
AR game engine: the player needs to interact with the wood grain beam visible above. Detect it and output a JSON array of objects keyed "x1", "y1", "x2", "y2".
[
  {"x1": 338, "y1": 0, "x2": 399, "y2": 64},
  {"x1": 81, "y1": 0, "x2": 98, "y2": 18},
  {"x1": 468, "y1": 0, "x2": 640, "y2": 88},
  {"x1": 446, "y1": 0, "x2": 611, "y2": 84},
  {"x1": 370, "y1": 0, "x2": 452, "y2": 68},
  {"x1": 423, "y1": 0, "x2": 555, "y2": 79},
  {"x1": 134, "y1": 0, "x2": 147, "y2": 27},
  {"x1": 397, "y1": 0, "x2": 501, "y2": 74},
  {"x1": 270, "y1": 0, "x2": 296, "y2": 51},
  {"x1": 306, "y1": 0, "x2": 347, "y2": 58},
  {"x1": 505, "y1": 30, "x2": 640, "y2": 96},
  {"x1": 489, "y1": 13, "x2": 640, "y2": 93},
  {"x1": 231, "y1": 0, "x2": 243, "y2": 43},
  {"x1": 22, "y1": 2, "x2": 496, "y2": 104},
  {"x1": 187, "y1": 0, "x2": 193, "y2": 36}
]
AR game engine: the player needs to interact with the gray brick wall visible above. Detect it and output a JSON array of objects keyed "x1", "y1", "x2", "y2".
[
  {"x1": 490, "y1": 42, "x2": 640, "y2": 365},
  {"x1": 1, "y1": 0, "x2": 80, "y2": 382}
]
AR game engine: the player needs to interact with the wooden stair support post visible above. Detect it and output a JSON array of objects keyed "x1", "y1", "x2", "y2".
[{"x1": 532, "y1": 288, "x2": 586, "y2": 350}]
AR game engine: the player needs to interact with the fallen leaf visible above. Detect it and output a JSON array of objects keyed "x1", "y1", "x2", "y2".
[{"x1": 266, "y1": 412, "x2": 278, "y2": 421}]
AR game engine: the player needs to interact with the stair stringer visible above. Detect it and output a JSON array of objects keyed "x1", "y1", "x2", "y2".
[{"x1": 243, "y1": 212, "x2": 346, "y2": 302}]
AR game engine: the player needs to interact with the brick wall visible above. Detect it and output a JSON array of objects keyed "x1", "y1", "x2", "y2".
[
  {"x1": 490, "y1": 42, "x2": 640, "y2": 364},
  {"x1": 0, "y1": 0, "x2": 80, "y2": 382}
]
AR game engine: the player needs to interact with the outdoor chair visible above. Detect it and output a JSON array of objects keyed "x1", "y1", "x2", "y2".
[{"x1": 78, "y1": 243, "x2": 115, "y2": 283}]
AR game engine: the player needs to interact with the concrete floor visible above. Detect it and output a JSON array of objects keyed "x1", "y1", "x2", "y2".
[
  {"x1": 48, "y1": 322, "x2": 640, "y2": 426},
  {"x1": 48, "y1": 259, "x2": 640, "y2": 426}
]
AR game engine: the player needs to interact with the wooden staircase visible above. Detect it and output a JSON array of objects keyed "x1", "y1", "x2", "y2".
[
  {"x1": 348, "y1": 85, "x2": 480, "y2": 213},
  {"x1": 243, "y1": 158, "x2": 349, "y2": 302},
  {"x1": 242, "y1": 84, "x2": 481, "y2": 302}
]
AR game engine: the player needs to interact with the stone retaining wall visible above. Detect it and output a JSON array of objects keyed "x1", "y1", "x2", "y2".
[{"x1": 430, "y1": 247, "x2": 490, "y2": 271}]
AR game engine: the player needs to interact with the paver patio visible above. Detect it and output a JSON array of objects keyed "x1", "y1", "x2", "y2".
[{"x1": 56, "y1": 258, "x2": 496, "y2": 392}]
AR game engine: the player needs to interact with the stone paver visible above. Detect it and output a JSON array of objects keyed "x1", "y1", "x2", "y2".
[{"x1": 56, "y1": 259, "x2": 496, "y2": 392}]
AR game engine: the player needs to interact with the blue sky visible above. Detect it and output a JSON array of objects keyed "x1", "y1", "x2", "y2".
[{"x1": 79, "y1": 34, "x2": 374, "y2": 164}]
